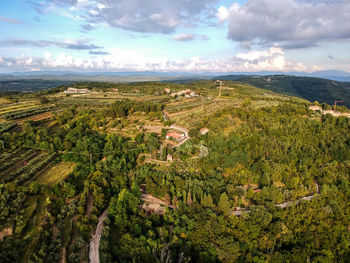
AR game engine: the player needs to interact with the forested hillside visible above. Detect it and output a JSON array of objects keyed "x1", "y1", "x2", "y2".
[
  {"x1": 217, "y1": 75, "x2": 350, "y2": 108},
  {"x1": 0, "y1": 80, "x2": 349, "y2": 262}
]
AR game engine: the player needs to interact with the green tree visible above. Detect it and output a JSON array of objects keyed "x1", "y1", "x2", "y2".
[
  {"x1": 218, "y1": 192, "x2": 230, "y2": 213},
  {"x1": 260, "y1": 173, "x2": 271, "y2": 187},
  {"x1": 207, "y1": 194, "x2": 215, "y2": 208}
]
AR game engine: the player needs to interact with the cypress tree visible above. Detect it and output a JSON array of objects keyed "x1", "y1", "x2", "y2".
[
  {"x1": 218, "y1": 192, "x2": 230, "y2": 213},
  {"x1": 186, "y1": 191, "x2": 193, "y2": 206},
  {"x1": 207, "y1": 194, "x2": 214, "y2": 208}
]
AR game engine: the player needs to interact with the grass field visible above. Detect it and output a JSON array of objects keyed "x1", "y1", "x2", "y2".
[{"x1": 38, "y1": 161, "x2": 77, "y2": 185}]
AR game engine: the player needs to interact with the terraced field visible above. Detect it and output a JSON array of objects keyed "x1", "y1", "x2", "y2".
[
  {"x1": 166, "y1": 97, "x2": 242, "y2": 128},
  {"x1": 0, "y1": 102, "x2": 39, "y2": 115},
  {"x1": 0, "y1": 149, "x2": 57, "y2": 185},
  {"x1": 0, "y1": 106, "x2": 55, "y2": 120}
]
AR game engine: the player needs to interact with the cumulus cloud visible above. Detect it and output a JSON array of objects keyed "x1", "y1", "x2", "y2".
[
  {"x1": 0, "y1": 16, "x2": 21, "y2": 24},
  {"x1": 37, "y1": 0, "x2": 219, "y2": 33},
  {"x1": 0, "y1": 46, "x2": 311, "y2": 73},
  {"x1": 218, "y1": 0, "x2": 350, "y2": 48},
  {"x1": 235, "y1": 46, "x2": 307, "y2": 72},
  {"x1": 0, "y1": 38, "x2": 102, "y2": 50}
]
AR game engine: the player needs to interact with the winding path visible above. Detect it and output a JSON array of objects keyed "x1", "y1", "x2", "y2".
[
  {"x1": 89, "y1": 207, "x2": 109, "y2": 263},
  {"x1": 231, "y1": 183, "x2": 320, "y2": 216},
  {"x1": 139, "y1": 184, "x2": 320, "y2": 217}
]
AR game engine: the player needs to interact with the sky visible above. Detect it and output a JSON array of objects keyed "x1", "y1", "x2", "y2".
[{"x1": 0, "y1": 0, "x2": 349, "y2": 73}]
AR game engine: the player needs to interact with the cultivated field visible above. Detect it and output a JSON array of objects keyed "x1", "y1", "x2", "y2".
[{"x1": 38, "y1": 161, "x2": 77, "y2": 185}]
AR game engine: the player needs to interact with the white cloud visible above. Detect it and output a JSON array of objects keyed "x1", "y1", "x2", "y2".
[
  {"x1": 216, "y1": 6, "x2": 229, "y2": 22},
  {"x1": 173, "y1": 33, "x2": 210, "y2": 41},
  {"x1": 235, "y1": 46, "x2": 306, "y2": 72},
  {"x1": 0, "y1": 38, "x2": 102, "y2": 50},
  {"x1": 0, "y1": 46, "x2": 314, "y2": 73},
  {"x1": 221, "y1": 0, "x2": 350, "y2": 48},
  {"x1": 173, "y1": 34, "x2": 195, "y2": 41},
  {"x1": 40, "y1": 0, "x2": 219, "y2": 34}
]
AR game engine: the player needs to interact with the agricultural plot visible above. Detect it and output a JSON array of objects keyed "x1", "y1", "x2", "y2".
[
  {"x1": 168, "y1": 98, "x2": 241, "y2": 128},
  {"x1": 37, "y1": 161, "x2": 77, "y2": 185},
  {"x1": 20, "y1": 195, "x2": 50, "y2": 263},
  {"x1": 0, "y1": 148, "x2": 22, "y2": 163},
  {"x1": 16, "y1": 112, "x2": 54, "y2": 124},
  {"x1": 108, "y1": 111, "x2": 164, "y2": 138},
  {"x1": 0, "y1": 149, "x2": 38, "y2": 177},
  {"x1": 59, "y1": 98, "x2": 114, "y2": 106},
  {"x1": 0, "y1": 102, "x2": 39, "y2": 115},
  {"x1": 0, "y1": 106, "x2": 56, "y2": 120},
  {"x1": 0, "y1": 149, "x2": 56, "y2": 185},
  {"x1": 165, "y1": 97, "x2": 206, "y2": 114},
  {"x1": 0, "y1": 122, "x2": 17, "y2": 133}
]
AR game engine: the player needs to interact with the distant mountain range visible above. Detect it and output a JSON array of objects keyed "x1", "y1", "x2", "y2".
[{"x1": 0, "y1": 70, "x2": 350, "y2": 82}]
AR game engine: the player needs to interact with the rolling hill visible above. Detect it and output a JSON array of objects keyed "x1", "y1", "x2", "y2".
[{"x1": 216, "y1": 75, "x2": 350, "y2": 108}]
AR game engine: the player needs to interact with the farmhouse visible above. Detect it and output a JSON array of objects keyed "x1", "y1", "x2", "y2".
[
  {"x1": 200, "y1": 128, "x2": 209, "y2": 135},
  {"x1": 166, "y1": 131, "x2": 185, "y2": 140},
  {"x1": 64, "y1": 87, "x2": 89, "y2": 94},
  {"x1": 171, "y1": 89, "x2": 196, "y2": 98}
]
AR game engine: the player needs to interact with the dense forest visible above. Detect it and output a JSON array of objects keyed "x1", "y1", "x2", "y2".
[{"x1": 0, "y1": 80, "x2": 349, "y2": 262}]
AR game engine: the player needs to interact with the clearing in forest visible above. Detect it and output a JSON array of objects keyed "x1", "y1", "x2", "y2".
[{"x1": 38, "y1": 161, "x2": 77, "y2": 185}]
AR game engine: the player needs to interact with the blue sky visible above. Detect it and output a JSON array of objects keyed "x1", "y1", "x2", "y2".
[{"x1": 0, "y1": 0, "x2": 349, "y2": 73}]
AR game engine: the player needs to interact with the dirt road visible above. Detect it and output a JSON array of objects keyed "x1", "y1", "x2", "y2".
[
  {"x1": 231, "y1": 183, "x2": 320, "y2": 216},
  {"x1": 89, "y1": 208, "x2": 109, "y2": 263}
]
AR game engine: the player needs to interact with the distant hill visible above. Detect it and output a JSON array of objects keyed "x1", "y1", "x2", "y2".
[
  {"x1": 216, "y1": 75, "x2": 350, "y2": 108},
  {"x1": 0, "y1": 79, "x2": 74, "y2": 92},
  {"x1": 0, "y1": 73, "x2": 211, "y2": 83}
]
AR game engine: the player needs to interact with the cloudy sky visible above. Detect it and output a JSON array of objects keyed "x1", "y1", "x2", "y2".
[{"x1": 0, "y1": 0, "x2": 349, "y2": 73}]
